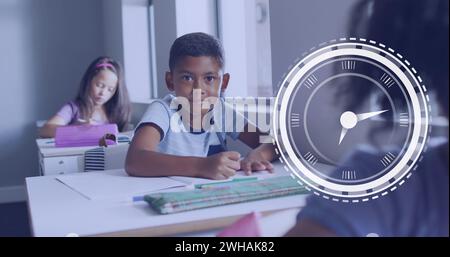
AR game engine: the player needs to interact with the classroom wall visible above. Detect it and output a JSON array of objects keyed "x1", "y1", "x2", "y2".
[
  {"x1": 0, "y1": 0, "x2": 105, "y2": 194},
  {"x1": 102, "y1": 0, "x2": 125, "y2": 65},
  {"x1": 152, "y1": 0, "x2": 177, "y2": 98},
  {"x1": 269, "y1": 0, "x2": 357, "y2": 89},
  {"x1": 268, "y1": 0, "x2": 362, "y2": 165}
]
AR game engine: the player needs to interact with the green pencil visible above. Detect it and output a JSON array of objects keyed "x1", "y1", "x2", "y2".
[{"x1": 194, "y1": 177, "x2": 258, "y2": 189}]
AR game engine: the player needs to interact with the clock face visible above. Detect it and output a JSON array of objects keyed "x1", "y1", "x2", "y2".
[{"x1": 273, "y1": 40, "x2": 430, "y2": 201}]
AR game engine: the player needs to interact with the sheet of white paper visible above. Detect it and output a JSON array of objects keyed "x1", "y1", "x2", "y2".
[
  {"x1": 56, "y1": 169, "x2": 187, "y2": 201},
  {"x1": 169, "y1": 167, "x2": 291, "y2": 186}
]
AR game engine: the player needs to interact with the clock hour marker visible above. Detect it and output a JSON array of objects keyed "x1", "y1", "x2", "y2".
[
  {"x1": 304, "y1": 74, "x2": 318, "y2": 89},
  {"x1": 399, "y1": 112, "x2": 409, "y2": 127},
  {"x1": 341, "y1": 170, "x2": 357, "y2": 180},
  {"x1": 380, "y1": 152, "x2": 396, "y2": 167},
  {"x1": 380, "y1": 73, "x2": 395, "y2": 88},
  {"x1": 341, "y1": 60, "x2": 356, "y2": 70},
  {"x1": 291, "y1": 113, "x2": 301, "y2": 127},
  {"x1": 304, "y1": 152, "x2": 318, "y2": 166}
]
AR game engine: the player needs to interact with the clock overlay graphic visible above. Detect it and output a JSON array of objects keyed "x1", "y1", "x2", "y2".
[{"x1": 273, "y1": 39, "x2": 430, "y2": 202}]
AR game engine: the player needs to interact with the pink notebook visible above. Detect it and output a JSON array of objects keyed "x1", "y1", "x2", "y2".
[{"x1": 55, "y1": 124, "x2": 118, "y2": 147}]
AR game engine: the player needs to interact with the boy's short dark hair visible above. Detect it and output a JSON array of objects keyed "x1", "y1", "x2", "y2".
[{"x1": 169, "y1": 32, "x2": 224, "y2": 70}]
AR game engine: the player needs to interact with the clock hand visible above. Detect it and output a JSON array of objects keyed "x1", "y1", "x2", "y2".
[
  {"x1": 338, "y1": 110, "x2": 388, "y2": 145},
  {"x1": 356, "y1": 110, "x2": 389, "y2": 122},
  {"x1": 338, "y1": 127, "x2": 348, "y2": 145},
  {"x1": 338, "y1": 111, "x2": 358, "y2": 145}
]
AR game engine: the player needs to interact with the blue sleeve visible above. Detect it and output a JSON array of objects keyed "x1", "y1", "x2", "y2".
[
  {"x1": 296, "y1": 145, "x2": 449, "y2": 237},
  {"x1": 135, "y1": 100, "x2": 171, "y2": 140},
  {"x1": 297, "y1": 195, "x2": 391, "y2": 237},
  {"x1": 296, "y1": 151, "x2": 397, "y2": 236}
]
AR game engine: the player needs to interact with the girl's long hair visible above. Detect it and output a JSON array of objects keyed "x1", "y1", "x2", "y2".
[{"x1": 75, "y1": 56, "x2": 131, "y2": 131}]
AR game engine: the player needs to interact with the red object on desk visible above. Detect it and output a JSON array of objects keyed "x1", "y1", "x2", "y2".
[
  {"x1": 217, "y1": 212, "x2": 262, "y2": 237},
  {"x1": 55, "y1": 124, "x2": 118, "y2": 147}
]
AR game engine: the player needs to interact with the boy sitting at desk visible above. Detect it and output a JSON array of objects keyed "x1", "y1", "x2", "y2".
[{"x1": 126, "y1": 32, "x2": 277, "y2": 180}]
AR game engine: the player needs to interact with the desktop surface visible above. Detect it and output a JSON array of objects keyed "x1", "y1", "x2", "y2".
[{"x1": 26, "y1": 163, "x2": 308, "y2": 237}]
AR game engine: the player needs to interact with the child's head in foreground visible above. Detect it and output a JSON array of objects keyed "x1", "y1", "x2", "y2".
[{"x1": 166, "y1": 32, "x2": 230, "y2": 116}]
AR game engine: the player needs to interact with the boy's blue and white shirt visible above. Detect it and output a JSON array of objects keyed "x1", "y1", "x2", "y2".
[{"x1": 136, "y1": 94, "x2": 247, "y2": 157}]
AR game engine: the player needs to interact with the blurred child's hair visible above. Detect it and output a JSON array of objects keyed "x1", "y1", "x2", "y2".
[
  {"x1": 169, "y1": 32, "x2": 224, "y2": 70},
  {"x1": 345, "y1": 0, "x2": 449, "y2": 111},
  {"x1": 75, "y1": 56, "x2": 131, "y2": 131}
]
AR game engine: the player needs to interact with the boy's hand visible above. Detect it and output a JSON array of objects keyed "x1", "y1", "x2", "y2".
[
  {"x1": 200, "y1": 151, "x2": 241, "y2": 180},
  {"x1": 240, "y1": 150, "x2": 274, "y2": 175}
]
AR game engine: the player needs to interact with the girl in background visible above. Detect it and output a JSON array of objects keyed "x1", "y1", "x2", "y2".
[{"x1": 39, "y1": 56, "x2": 131, "y2": 138}]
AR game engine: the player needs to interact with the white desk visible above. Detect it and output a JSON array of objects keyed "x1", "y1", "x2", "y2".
[
  {"x1": 26, "y1": 163, "x2": 308, "y2": 237},
  {"x1": 36, "y1": 134, "x2": 131, "y2": 176},
  {"x1": 36, "y1": 138, "x2": 97, "y2": 176}
]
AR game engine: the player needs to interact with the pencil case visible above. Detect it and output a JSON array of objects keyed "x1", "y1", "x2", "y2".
[
  {"x1": 144, "y1": 176, "x2": 308, "y2": 214},
  {"x1": 55, "y1": 124, "x2": 118, "y2": 147}
]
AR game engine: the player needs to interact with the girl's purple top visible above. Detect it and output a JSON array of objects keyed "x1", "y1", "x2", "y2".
[
  {"x1": 56, "y1": 101, "x2": 81, "y2": 125},
  {"x1": 56, "y1": 101, "x2": 108, "y2": 125}
]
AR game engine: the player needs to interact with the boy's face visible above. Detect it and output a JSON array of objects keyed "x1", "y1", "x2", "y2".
[{"x1": 166, "y1": 56, "x2": 230, "y2": 115}]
